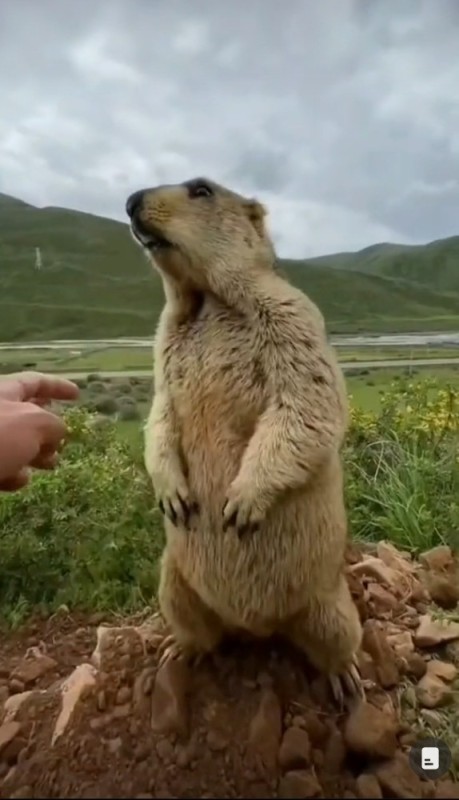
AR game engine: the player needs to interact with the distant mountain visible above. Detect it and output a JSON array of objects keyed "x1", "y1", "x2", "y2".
[{"x1": 0, "y1": 192, "x2": 458, "y2": 341}]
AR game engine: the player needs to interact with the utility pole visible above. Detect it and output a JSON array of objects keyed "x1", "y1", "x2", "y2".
[{"x1": 35, "y1": 247, "x2": 42, "y2": 270}]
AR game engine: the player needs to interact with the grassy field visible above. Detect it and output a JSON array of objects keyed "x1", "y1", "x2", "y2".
[
  {"x1": 1, "y1": 366, "x2": 459, "y2": 628},
  {"x1": 0, "y1": 343, "x2": 458, "y2": 376},
  {"x1": 1, "y1": 192, "x2": 459, "y2": 341},
  {"x1": 339, "y1": 345, "x2": 459, "y2": 362}
]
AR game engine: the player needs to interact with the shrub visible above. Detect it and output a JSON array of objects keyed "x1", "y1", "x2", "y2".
[
  {"x1": 0, "y1": 408, "x2": 162, "y2": 626},
  {"x1": 87, "y1": 372, "x2": 101, "y2": 383},
  {"x1": 133, "y1": 384, "x2": 151, "y2": 403},
  {"x1": 91, "y1": 394, "x2": 119, "y2": 415},
  {"x1": 114, "y1": 381, "x2": 133, "y2": 395},
  {"x1": 87, "y1": 380, "x2": 107, "y2": 395},
  {"x1": 346, "y1": 378, "x2": 459, "y2": 553},
  {"x1": 118, "y1": 397, "x2": 141, "y2": 421}
]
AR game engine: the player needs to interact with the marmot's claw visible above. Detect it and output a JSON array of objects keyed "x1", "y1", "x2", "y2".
[
  {"x1": 222, "y1": 492, "x2": 264, "y2": 537},
  {"x1": 157, "y1": 634, "x2": 205, "y2": 670},
  {"x1": 157, "y1": 490, "x2": 199, "y2": 530},
  {"x1": 328, "y1": 656, "x2": 365, "y2": 711},
  {"x1": 236, "y1": 522, "x2": 260, "y2": 539}
]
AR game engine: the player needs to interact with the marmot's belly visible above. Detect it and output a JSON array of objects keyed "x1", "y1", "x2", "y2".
[
  {"x1": 168, "y1": 491, "x2": 320, "y2": 629},
  {"x1": 180, "y1": 415, "x2": 253, "y2": 504}
]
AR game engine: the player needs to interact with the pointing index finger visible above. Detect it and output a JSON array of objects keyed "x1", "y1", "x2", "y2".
[{"x1": 13, "y1": 372, "x2": 80, "y2": 403}]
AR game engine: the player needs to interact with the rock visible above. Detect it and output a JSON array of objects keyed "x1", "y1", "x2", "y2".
[
  {"x1": 206, "y1": 730, "x2": 228, "y2": 752},
  {"x1": 0, "y1": 722, "x2": 21, "y2": 755},
  {"x1": 291, "y1": 715, "x2": 307, "y2": 729},
  {"x1": 377, "y1": 541, "x2": 414, "y2": 572},
  {"x1": 133, "y1": 668, "x2": 155, "y2": 709},
  {"x1": 405, "y1": 653, "x2": 427, "y2": 679},
  {"x1": 52, "y1": 663, "x2": 97, "y2": 745},
  {"x1": 368, "y1": 583, "x2": 399, "y2": 615},
  {"x1": 427, "y1": 660, "x2": 457, "y2": 682},
  {"x1": 96, "y1": 689, "x2": 107, "y2": 712},
  {"x1": 112, "y1": 703, "x2": 130, "y2": 719},
  {"x1": 11, "y1": 655, "x2": 57, "y2": 686},
  {"x1": 409, "y1": 577, "x2": 431, "y2": 604},
  {"x1": 8, "y1": 680, "x2": 25, "y2": 695},
  {"x1": 151, "y1": 657, "x2": 190, "y2": 738},
  {"x1": 362, "y1": 621, "x2": 400, "y2": 688},
  {"x1": 358, "y1": 650, "x2": 378, "y2": 682},
  {"x1": 375, "y1": 752, "x2": 425, "y2": 798},
  {"x1": 278, "y1": 770, "x2": 321, "y2": 798},
  {"x1": 387, "y1": 631, "x2": 414, "y2": 659},
  {"x1": 301, "y1": 711, "x2": 328, "y2": 746},
  {"x1": 2, "y1": 692, "x2": 32, "y2": 723},
  {"x1": 419, "y1": 545, "x2": 454, "y2": 572},
  {"x1": 116, "y1": 686, "x2": 132, "y2": 705},
  {"x1": 156, "y1": 737, "x2": 174, "y2": 762},
  {"x1": 278, "y1": 726, "x2": 311, "y2": 771},
  {"x1": 91, "y1": 625, "x2": 144, "y2": 671},
  {"x1": 248, "y1": 688, "x2": 282, "y2": 771},
  {"x1": 344, "y1": 701, "x2": 398, "y2": 759},
  {"x1": 0, "y1": 685, "x2": 9, "y2": 712},
  {"x1": 107, "y1": 737, "x2": 122, "y2": 754},
  {"x1": 350, "y1": 557, "x2": 396, "y2": 587},
  {"x1": 424, "y1": 574, "x2": 459, "y2": 610},
  {"x1": 323, "y1": 725, "x2": 346, "y2": 774},
  {"x1": 416, "y1": 674, "x2": 453, "y2": 709},
  {"x1": 415, "y1": 614, "x2": 459, "y2": 648},
  {"x1": 356, "y1": 774, "x2": 383, "y2": 799},
  {"x1": 416, "y1": 660, "x2": 457, "y2": 708}
]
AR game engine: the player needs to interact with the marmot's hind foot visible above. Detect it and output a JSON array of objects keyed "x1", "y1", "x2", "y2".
[
  {"x1": 328, "y1": 655, "x2": 364, "y2": 710},
  {"x1": 157, "y1": 633, "x2": 205, "y2": 670}
]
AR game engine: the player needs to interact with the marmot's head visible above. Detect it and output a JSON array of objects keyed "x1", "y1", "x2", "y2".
[{"x1": 125, "y1": 177, "x2": 275, "y2": 289}]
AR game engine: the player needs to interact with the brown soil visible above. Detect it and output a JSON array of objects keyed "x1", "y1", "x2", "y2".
[{"x1": 1, "y1": 542, "x2": 459, "y2": 799}]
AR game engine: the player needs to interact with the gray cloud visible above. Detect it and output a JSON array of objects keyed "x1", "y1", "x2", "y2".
[{"x1": 0, "y1": 0, "x2": 458, "y2": 257}]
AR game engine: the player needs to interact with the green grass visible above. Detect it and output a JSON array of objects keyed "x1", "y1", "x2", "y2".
[
  {"x1": 339, "y1": 345, "x2": 459, "y2": 362},
  {"x1": 1, "y1": 343, "x2": 458, "y2": 379},
  {"x1": 1, "y1": 192, "x2": 459, "y2": 342},
  {"x1": 348, "y1": 365, "x2": 459, "y2": 411}
]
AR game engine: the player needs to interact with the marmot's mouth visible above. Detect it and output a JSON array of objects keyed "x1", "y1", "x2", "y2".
[{"x1": 130, "y1": 220, "x2": 172, "y2": 252}]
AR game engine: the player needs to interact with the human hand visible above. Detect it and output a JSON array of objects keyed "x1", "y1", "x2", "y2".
[
  {"x1": 0, "y1": 372, "x2": 79, "y2": 491},
  {"x1": 0, "y1": 371, "x2": 79, "y2": 405}
]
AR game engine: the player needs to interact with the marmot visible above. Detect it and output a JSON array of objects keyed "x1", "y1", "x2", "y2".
[{"x1": 126, "y1": 177, "x2": 363, "y2": 703}]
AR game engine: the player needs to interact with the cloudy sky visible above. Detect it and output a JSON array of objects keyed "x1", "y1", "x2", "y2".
[{"x1": 1, "y1": 0, "x2": 458, "y2": 258}]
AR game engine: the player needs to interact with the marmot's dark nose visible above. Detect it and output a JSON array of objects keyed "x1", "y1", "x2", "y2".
[{"x1": 126, "y1": 189, "x2": 145, "y2": 219}]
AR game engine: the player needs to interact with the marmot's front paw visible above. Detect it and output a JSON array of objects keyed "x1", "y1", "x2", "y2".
[
  {"x1": 154, "y1": 472, "x2": 198, "y2": 530},
  {"x1": 222, "y1": 482, "x2": 267, "y2": 538}
]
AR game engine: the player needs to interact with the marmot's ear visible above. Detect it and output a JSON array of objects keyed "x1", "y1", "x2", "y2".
[{"x1": 244, "y1": 199, "x2": 267, "y2": 237}]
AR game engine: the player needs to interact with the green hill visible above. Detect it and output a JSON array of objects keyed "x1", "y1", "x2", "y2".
[
  {"x1": 0, "y1": 192, "x2": 458, "y2": 342},
  {"x1": 309, "y1": 237, "x2": 459, "y2": 296}
]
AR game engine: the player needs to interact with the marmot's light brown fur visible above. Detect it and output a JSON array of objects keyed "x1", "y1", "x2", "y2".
[{"x1": 126, "y1": 177, "x2": 362, "y2": 701}]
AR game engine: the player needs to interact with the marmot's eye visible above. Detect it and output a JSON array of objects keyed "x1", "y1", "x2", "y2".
[{"x1": 189, "y1": 181, "x2": 213, "y2": 199}]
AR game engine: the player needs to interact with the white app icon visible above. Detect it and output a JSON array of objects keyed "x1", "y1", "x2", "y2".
[{"x1": 421, "y1": 747, "x2": 439, "y2": 770}]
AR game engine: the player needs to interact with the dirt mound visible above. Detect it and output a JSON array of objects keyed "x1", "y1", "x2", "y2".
[{"x1": 1, "y1": 542, "x2": 459, "y2": 799}]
